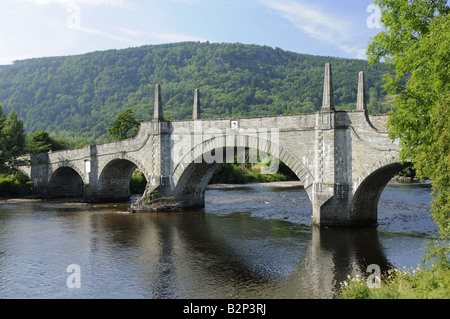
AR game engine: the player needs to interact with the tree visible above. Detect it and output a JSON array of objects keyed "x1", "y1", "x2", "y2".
[
  {"x1": 107, "y1": 108, "x2": 142, "y2": 141},
  {"x1": 0, "y1": 107, "x2": 27, "y2": 173},
  {"x1": 0, "y1": 42, "x2": 392, "y2": 142},
  {"x1": 26, "y1": 130, "x2": 68, "y2": 154},
  {"x1": 367, "y1": 0, "x2": 449, "y2": 263},
  {"x1": 367, "y1": 87, "x2": 382, "y2": 114}
]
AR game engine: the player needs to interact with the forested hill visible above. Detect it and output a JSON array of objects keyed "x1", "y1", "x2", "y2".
[{"x1": 0, "y1": 42, "x2": 391, "y2": 143}]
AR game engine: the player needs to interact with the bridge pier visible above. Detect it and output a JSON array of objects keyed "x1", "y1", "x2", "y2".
[{"x1": 311, "y1": 64, "x2": 360, "y2": 226}]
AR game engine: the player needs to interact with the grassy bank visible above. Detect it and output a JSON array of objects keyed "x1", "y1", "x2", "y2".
[{"x1": 338, "y1": 263, "x2": 449, "y2": 299}]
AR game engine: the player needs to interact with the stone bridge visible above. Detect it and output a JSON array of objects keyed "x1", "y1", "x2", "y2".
[{"x1": 19, "y1": 63, "x2": 407, "y2": 227}]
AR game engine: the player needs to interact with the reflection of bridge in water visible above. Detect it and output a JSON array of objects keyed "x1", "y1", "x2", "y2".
[
  {"x1": 74, "y1": 210, "x2": 392, "y2": 298},
  {"x1": 20, "y1": 63, "x2": 408, "y2": 227},
  {"x1": 177, "y1": 214, "x2": 392, "y2": 298}
]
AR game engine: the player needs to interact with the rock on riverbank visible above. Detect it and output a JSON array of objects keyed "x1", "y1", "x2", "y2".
[{"x1": 128, "y1": 196, "x2": 184, "y2": 213}]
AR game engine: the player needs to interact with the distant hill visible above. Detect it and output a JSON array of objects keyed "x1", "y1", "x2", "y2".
[{"x1": 0, "y1": 42, "x2": 391, "y2": 143}]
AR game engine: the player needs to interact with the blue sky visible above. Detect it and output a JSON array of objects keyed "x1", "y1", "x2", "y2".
[{"x1": 0, "y1": 0, "x2": 382, "y2": 65}]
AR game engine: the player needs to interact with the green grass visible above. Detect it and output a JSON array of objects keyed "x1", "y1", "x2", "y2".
[{"x1": 338, "y1": 264, "x2": 450, "y2": 299}]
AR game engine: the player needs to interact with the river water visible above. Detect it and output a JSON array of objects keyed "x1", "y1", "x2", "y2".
[{"x1": 0, "y1": 182, "x2": 436, "y2": 299}]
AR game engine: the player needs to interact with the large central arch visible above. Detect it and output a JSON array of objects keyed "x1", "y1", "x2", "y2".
[{"x1": 171, "y1": 135, "x2": 315, "y2": 209}]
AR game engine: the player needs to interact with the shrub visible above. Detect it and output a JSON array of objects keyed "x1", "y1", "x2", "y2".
[
  {"x1": 0, "y1": 172, "x2": 31, "y2": 197},
  {"x1": 130, "y1": 169, "x2": 146, "y2": 194},
  {"x1": 338, "y1": 265, "x2": 450, "y2": 299}
]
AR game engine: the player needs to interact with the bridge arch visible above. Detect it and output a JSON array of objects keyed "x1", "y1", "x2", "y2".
[
  {"x1": 97, "y1": 156, "x2": 149, "y2": 202},
  {"x1": 49, "y1": 166, "x2": 84, "y2": 198},
  {"x1": 350, "y1": 159, "x2": 412, "y2": 225},
  {"x1": 171, "y1": 135, "x2": 315, "y2": 208}
]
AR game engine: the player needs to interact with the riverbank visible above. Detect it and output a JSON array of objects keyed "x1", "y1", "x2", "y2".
[
  {"x1": 0, "y1": 197, "x2": 45, "y2": 204},
  {"x1": 338, "y1": 263, "x2": 449, "y2": 299},
  {"x1": 207, "y1": 179, "x2": 431, "y2": 190},
  {"x1": 206, "y1": 180, "x2": 304, "y2": 190},
  {"x1": 0, "y1": 179, "x2": 430, "y2": 204}
]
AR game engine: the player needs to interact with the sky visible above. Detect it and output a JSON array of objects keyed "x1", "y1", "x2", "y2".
[{"x1": 0, "y1": 0, "x2": 383, "y2": 65}]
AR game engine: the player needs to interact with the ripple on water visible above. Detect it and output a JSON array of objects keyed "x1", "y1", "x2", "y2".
[{"x1": 0, "y1": 183, "x2": 436, "y2": 298}]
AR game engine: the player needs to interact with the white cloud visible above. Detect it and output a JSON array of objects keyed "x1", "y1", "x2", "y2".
[
  {"x1": 71, "y1": 25, "x2": 140, "y2": 44},
  {"x1": 258, "y1": 0, "x2": 366, "y2": 59},
  {"x1": 117, "y1": 28, "x2": 208, "y2": 44}
]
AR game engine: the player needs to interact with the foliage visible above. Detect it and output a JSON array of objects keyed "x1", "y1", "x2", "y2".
[
  {"x1": 209, "y1": 160, "x2": 298, "y2": 184},
  {"x1": 0, "y1": 42, "x2": 391, "y2": 142},
  {"x1": 338, "y1": 274, "x2": 371, "y2": 299},
  {"x1": 209, "y1": 163, "x2": 247, "y2": 184},
  {"x1": 0, "y1": 106, "x2": 26, "y2": 173},
  {"x1": 367, "y1": 0, "x2": 450, "y2": 260},
  {"x1": 339, "y1": 265, "x2": 450, "y2": 299},
  {"x1": 130, "y1": 169, "x2": 146, "y2": 194},
  {"x1": 26, "y1": 130, "x2": 69, "y2": 154},
  {"x1": 0, "y1": 171, "x2": 32, "y2": 197},
  {"x1": 396, "y1": 166, "x2": 417, "y2": 181},
  {"x1": 338, "y1": 1, "x2": 450, "y2": 299},
  {"x1": 0, "y1": 175, "x2": 22, "y2": 197},
  {"x1": 107, "y1": 108, "x2": 142, "y2": 141}
]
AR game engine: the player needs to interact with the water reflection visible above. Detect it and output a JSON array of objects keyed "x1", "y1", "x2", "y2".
[
  {"x1": 53, "y1": 208, "x2": 392, "y2": 298},
  {"x1": 0, "y1": 183, "x2": 433, "y2": 299}
]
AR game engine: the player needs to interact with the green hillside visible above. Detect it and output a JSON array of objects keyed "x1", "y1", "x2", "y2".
[{"x1": 0, "y1": 42, "x2": 391, "y2": 143}]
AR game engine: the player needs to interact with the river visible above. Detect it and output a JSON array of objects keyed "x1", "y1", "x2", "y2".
[{"x1": 0, "y1": 182, "x2": 436, "y2": 299}]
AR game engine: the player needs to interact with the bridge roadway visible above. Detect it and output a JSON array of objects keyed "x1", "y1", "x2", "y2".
[{"x1": 19, "y1": 63, "x2": 408, "y2": 227}]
